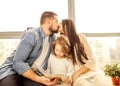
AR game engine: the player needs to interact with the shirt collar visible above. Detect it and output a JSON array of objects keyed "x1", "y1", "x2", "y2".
[
  {"x1": 39, "y1": 27, "x2": 55, "y2": 42},
  {"x1": 39, "y1": 27, "x2": 47, "y2": 39}
]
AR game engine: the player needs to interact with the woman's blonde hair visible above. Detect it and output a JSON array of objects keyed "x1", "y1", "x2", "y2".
[{"x1": 52, "y1": 35, "x2": 72, "y2": 59}]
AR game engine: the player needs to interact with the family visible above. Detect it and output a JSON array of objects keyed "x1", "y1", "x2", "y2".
[{"x1": 0, "y1": 11, "x2": 107, "y2": 86}]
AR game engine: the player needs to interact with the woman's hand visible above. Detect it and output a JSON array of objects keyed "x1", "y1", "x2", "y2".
[
  {"x1": 72, "y1": 71, "x2": 80, "y2": 84},
  {"x1": 72, "y1": 66, "x2": 90, "y2": 85}
]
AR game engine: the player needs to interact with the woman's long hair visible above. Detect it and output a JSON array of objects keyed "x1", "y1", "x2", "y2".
[{"x1": 61, "y1": 19, "x2": 88, "y2": 65}]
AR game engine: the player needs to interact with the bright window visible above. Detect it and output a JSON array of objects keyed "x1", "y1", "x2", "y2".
[
  {"x1": 75, "y1": 0, "x2": 120, "y2": 33},
  {"x1": 0, "y1": 0, "x2": 68, "y2": 31}
]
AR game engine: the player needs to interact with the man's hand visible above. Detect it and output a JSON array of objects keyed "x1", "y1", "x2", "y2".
[{"x1": 22, "y1": 69, "x2": 58, "y2": 86}]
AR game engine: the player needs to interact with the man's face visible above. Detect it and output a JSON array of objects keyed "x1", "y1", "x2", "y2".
[{"x1": 49, "y1": 15, "x2": 59, "y2": 34}]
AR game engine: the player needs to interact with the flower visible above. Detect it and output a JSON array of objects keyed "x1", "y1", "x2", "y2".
[{"x1": 104, "y1": 63, "x2": 120, "y2": 79}]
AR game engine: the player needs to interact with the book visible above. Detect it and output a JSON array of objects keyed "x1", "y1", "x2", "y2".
[
  {"x1": 36, "y1": 67, "x2": 69, "y2": 82},
  {"x1": 50, "y1": 74, "x2": 69, "y2": 82}
]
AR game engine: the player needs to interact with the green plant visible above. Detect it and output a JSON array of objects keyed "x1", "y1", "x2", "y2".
[{"x1": 104, "y1": 63, "x2": 120, "y2": 79}]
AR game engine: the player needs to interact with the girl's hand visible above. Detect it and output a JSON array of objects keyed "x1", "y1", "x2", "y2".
[
  {"x1": 64, "y1": 77, "x2": 71, "y2": 84},
  {"x1": 39, "y1": 76, "x2": 58, "y2": 86}
]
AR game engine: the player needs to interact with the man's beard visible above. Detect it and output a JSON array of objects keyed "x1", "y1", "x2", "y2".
[{"x1": 49, "y1": 26, "x2": 58, "y2": 34}]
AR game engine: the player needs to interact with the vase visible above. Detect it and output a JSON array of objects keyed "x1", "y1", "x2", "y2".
[{"x1": 111, "y1": 77, "x2": 120, "y2": 85}]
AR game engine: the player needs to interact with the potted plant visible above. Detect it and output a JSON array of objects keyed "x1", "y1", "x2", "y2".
[{"x1": 104, "y1": 63, "x2": 120, "y2": 85}]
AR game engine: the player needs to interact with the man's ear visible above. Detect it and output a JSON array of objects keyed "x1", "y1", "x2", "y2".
[{"x1": 46, "y1": 18, "x2": 52, "y2": 26}]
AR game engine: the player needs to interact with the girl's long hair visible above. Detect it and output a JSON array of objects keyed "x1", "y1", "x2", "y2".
[
  {"x1": 52, "y1": 35, "x2": 72, "y2": 60},
  {"x1": 61, "y1": 19, "x2": 88, "y2": 65}
]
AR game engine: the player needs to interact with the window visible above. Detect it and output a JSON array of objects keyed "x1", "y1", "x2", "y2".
[
  {"x1": 0, "y1": 0, "x2": 68, "y2": 31},
  {"x1": 74, "y1": 0, "x2": 120, "y2": 69},
  {"x1": 0, "y1": 0, "x2": 68, "y2": 65},
  {"x1": 87, "y1": 37, "x2": 120, "y2": 69},
  {"x1": 0, "y1": 39, "x2": 20, "y2": 65},
  {"x1": 75, "y1": 0, "x2": 120, "y2": 33}
]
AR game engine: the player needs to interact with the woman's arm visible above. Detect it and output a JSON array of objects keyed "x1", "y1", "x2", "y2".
[
  {"x1": 72, "y1": 66, "x2": 90, "y2": 82},
  {"x1": 72, "y1": 34, "x2": 96, "y2": 82},
  {"x1": 80, "y1": 34, "x2": 96, "y2": 70}
]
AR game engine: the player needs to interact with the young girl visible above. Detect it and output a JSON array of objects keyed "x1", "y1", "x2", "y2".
[{"x1": 46, "y1": 35, "x2": 74, "y2": 86}]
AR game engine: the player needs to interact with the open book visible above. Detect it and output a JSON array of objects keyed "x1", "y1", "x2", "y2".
[
  {"x1": 36, "y1": 67, "x2": 69, "y2": 82},
  {"x1": 49, "y1": 74, "x2": 69, "y2": 81}
]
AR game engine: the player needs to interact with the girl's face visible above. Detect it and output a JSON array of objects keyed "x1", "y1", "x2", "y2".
[{"x1": 54, "y1": 43, "x2": 64, "y2": 58}]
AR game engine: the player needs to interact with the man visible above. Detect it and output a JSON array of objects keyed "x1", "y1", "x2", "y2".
[{"x1": 0, "y1": 11, "x2": 59, "y2": 86}]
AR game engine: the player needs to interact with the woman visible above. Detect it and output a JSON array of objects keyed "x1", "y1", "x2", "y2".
[{"x1": 58, "y1": 19, "x2": 102, "y2": 86}]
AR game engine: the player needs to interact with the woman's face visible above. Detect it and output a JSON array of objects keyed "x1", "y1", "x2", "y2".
[
  {"x1": 58, "y1": 22, "x2": 64, "y2": 34},
  {"x1": 58, "y1": 22, "x2": 68, "y2": 36}
]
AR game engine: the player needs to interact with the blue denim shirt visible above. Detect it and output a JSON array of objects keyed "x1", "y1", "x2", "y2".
[{"x1": 0, "y1": 27, "x2": 55, "y2": 80}]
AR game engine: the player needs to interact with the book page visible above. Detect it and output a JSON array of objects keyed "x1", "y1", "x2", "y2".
[
  {"x1": 37, "y1": 67, "x2": 69, "y2": 81},
  {"x1": 50, "y1": 74, "x2": 69, "y2": 81}
]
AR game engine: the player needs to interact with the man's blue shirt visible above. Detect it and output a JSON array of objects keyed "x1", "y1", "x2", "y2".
[{"x1": 0, "y1": 27, "x2": 55, "y2": 80}]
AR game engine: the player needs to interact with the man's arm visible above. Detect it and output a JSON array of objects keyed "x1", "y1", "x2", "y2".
[
  {"x1": 13, "y1": 31, "x2": 35, "y2": 75},
  {"x1": 22, "y1": 69, "x2": 58, "y2": 85},
  {"x1": 22, "y1": 69, "x2": 52, "y2": 85},
  {"x1": 12, "y1": 31, "x2": 57, "y2": 85}
]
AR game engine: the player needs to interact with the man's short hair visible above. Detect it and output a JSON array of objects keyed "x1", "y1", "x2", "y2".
[{"x1": 40, "y1": 11, "x2": 57, "y2": 25}]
